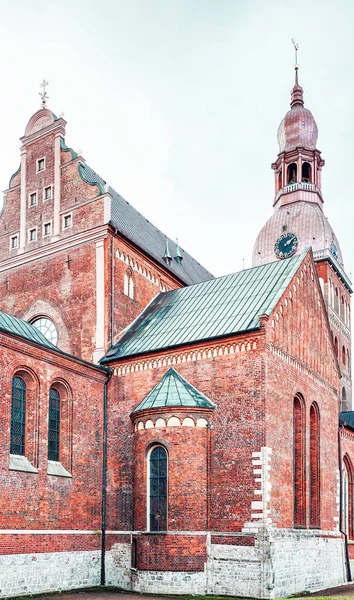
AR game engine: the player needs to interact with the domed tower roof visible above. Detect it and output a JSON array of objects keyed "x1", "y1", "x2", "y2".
[
  {"x1": 252, "y1": 201, "x2": 343, "y2": 267},
  {"x1": 277, "y1": 83, "x2": 318, "y2": 153}
]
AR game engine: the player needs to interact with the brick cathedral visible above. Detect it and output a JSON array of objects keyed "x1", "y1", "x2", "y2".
[{"x1": 0, "y1": 65, "x2": 353, "y2": 599}]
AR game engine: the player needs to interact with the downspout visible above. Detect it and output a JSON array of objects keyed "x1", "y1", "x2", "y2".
[
  {"x1": 338, "y1": 423, "x2": 352, "y2": 582},
  {"x1": 101, "y1": 368, "x2": 113, "y2": 586}
]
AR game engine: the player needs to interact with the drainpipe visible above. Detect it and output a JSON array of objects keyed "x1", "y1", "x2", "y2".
[
  {"x1": 101, "y1": 368, "x2": 113, "y2": 586},
  {"x1": 338, "y1": 423, "x2": 352, "y2": 582}
]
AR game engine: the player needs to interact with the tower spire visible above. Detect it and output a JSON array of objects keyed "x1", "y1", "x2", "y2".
[{"x1": 290, "y1": 39, "x2": 304, "y2": 108}]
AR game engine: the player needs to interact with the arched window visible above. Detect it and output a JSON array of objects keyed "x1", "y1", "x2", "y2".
[
  {"x1": 342, "y1": 388, "x2": 348, "y2": 412},
  {"x1": 334, "y1": 336, "x2": 339, "y2": 358},
  {"x1": 124, "y1": 269, "x2": 135, "y2": 300},
  {"x1": 342, "y1": 346, "x2": 346, "y2": 366},
  {"x1": 149, "y1": 446, "x2": 168, "y2": 532},
  {"x1": 10, "y1": 376, "x2": 26, "y2": 455},
  {"x1": 294, "y1": 395, "x2": 306, "y2": 527},
  {"x1": 287, "y1": 163, "x2": 297, "y2": 184},
  {"x1": 277, "y1": 170, "x2": 282, "y2": 191},
  {"x1": 309, "y1": 403, "x2": 320, "y2": 528},
  {"x1": 335, "y1": 288, "x2": 339, "y2": 313},
  {"x1": 343, "y1": 455, "x2": 354, "y2": 540},
  {"x1": 347, "y1": 350, "x2": 350, "y2": 375},
  {"x1": 48, "y1": 387, "x2": 60, "y2": 461},
  {"x1": 301, "y1": 162, "x2": 311, "y2": 182},
  {"x1": 30, "y1": 316, "x2": 58, "y2": 346}
]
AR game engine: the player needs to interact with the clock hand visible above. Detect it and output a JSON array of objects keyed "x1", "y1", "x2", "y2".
[{"x1": 285, "y1": 236, "x2": 295, "y2": 246}]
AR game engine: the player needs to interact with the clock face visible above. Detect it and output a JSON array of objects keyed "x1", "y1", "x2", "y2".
[{"x1": 274, "y1": 232, "x2": 298, "y2": 259}]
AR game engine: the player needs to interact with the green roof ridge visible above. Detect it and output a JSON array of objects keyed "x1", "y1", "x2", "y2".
[
  {"x1": 132, "y1": 367, "x2": 215, "y2": 414},
  {"x1": 78, "y1": 162, "x2": 105, "y2": 196},
  {"x1": 60, "y1": 137, "x2": 78, "y2": 160},
  {"x1": 8, "y1": 165, "x2": 21, "y2": 189}
]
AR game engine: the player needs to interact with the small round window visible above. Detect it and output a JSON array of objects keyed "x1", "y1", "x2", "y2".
[{"x1": 31, "y1": 317, "x2": 58, "y2": 346}]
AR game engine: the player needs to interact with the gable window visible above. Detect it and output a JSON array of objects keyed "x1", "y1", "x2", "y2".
[
  {"x1": 29, "y1": 192, "x2": 37, "y2": 206},
  {"x1": 124, "y1": 269, "x2": 135, "y2": 300},
  {"x1": 63, "y1": 214, "x2": 72, "y2": 229},
  {"x1": 28, "y1": 228, "x2": 37, "y2": 242},
  {"x1": 148, "y1": 446, "x2": 168, "y2": 532},
  {"x1": 43, "y1": 222, "x2": 51, "y2": 237},
  {"x1": 10, "y1": 376, "x2": 26, "y2": 455},
  {"x1": 10, "y1": 235, "x2": 18, "y2": 249},
  {"x1": 37, "y1": 158, "x2": 45, "y2": 172},
  {"x1": 44, "y1": 186, "x2": 52, "y2": 200},
  {"x1": 30, "y1": 316, "x2": 58, "y2": 346},
  {"x1": 48, "y1": 387, "x2": 60, "y2": 461}
]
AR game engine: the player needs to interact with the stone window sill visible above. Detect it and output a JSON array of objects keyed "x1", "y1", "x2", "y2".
[
  {"x1": 47, "y1": 460, "x2": 72, "y2": 478},
  {"x1": 9, "y1": 454, "x2": 38, "y2": 473}
]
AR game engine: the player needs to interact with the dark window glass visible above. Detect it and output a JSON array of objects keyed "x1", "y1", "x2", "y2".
[
  {"x1": 10, "y1": 377, "x2": 26, "y2": 455},
  {"x1": 149, "y1": 446, "x2": 167, "y2": 532},
  {"x1": 48, "y1": 387, "x2": 60, "y2": 461}
]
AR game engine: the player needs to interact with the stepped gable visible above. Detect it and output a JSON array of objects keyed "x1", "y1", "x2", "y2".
[{"x1": 102, "y1": 250, "x2": 308, "y2": 362}]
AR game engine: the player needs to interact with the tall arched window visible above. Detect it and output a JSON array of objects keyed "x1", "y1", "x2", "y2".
[
  {"x1": 302, "y1": 162, "x2": 311, "y2": 182},
  {"x1": 287, "y1": 163, "x2": 297, "y2": 184},
  {"x1": 309, "y1": 403, "x2": 320, "y2": 528},
  {"x1": 343, "y1": 455, "x2": 354, "y2": 540},
  {"x1": 277, "y1": 170, "x2": 282, "y2": 191},
  {"x1": 10, "y1": 376, "x2": 26, "y2": 455},
  {"x1": 334, "y1": 336, "x2": 339, "y2": 358},
  {"x1": 48, "y1": 387, "x2": 60, "y2": 461},
  {"x1": 342, "y1": 346, "x2": 346, "y2": 366},
  {"x1": 342, "y1": 387, "x2": 348, "y2": 412},
  {"x1": 124, "y1": 269, "x2": 135, "y2": 300},
  {"x1": 294, "y1": 395, "x2": 306, "y2": 527},
  {"x1": 149, "y1": 446, "x2": 168, "y2": 532}
]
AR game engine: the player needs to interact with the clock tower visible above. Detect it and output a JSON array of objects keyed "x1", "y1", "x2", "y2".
[{"x1": 252, "y1": 61, "x2": 352, "y2": 411}]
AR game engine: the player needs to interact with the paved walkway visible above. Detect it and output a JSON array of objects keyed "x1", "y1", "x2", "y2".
[{"x1": 27, "y1": 585, "x2": 354, "y2": 600}]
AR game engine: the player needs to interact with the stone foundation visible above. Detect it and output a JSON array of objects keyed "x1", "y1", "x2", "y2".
[
  {"x1": 105, "y1": 529, "x2": 347, "y2": 599},
  {"x1": 0, "y1": 551, "x2": 100, "y2": 598}
]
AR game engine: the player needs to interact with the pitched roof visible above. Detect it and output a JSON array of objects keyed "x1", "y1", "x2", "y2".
[
  {"x1": 102, "y1": 250, "x2": 308, "y2": 363},
  {"x1": 78, "y1": 162, "x2": 213, "y2": 285},
  {"x1": 131, "y1": 367, "x2": 215, "y2": 414},
  {"x1": 340, "y1": 411, "x2": 354, "y2": 430},
  {"x1": 0, "y1": 311, "x2": 58, "y2": 351}
]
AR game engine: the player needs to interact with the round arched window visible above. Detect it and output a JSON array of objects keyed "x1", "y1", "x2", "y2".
[{"x1": 31, "y1": 317, "x2": 58, "y2": 346}]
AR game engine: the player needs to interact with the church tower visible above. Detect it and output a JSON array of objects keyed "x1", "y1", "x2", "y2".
[{"x1": 252, "y1": 50, "x2": 352, "y2": 411}]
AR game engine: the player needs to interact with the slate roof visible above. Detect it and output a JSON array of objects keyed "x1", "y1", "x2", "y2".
[
  {"x1": 131, "y1": 367, "x2": 215, "y2": 414},
  {"x1": 0, "y1": 311, "x2": 58, "y2": 351},
  {"x1": 101, "y1": 249, "x2": 308, "y2": 363},
  {"x1": 340, "y1": 411, "x2": 354, "y2": 430},
  {"x1": 78, "y1": 162, "x2": 213, "y2": 285}
]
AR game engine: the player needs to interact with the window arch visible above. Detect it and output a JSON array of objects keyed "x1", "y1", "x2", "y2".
[
  {"x1": 293, "y1": 394, "x2": 306, "y2": 527},
  {"x1": 343, "y1": 455, "x2": 354, "y2": 540},
  {"x1": 10, "y1": 376, "x2": 26, "y2": 455},
  {"x1": 334, "y1": 336, "x2": 339, "y2": 358},
  {"x1": 301, "y1": 162, "x2": 311, "y2": 182},
  {"x1": 309, "y1": 403, "x2": 320, "y2": 528},
  {"x1": 148, "y1": 445, "x2": 168, "y2": 532},
  {"x1": 277, "y1": 170, "x2": 282, "y2": 191},
  {"x1": 124, "y1": 269, "x2": 135, "y2": 300},
  {"x1": 342, "y1": 346, "x2": 346, "y2": 366},
  {"x1": 48, "y1": 387, "x2": 60, "y2": 461},
  {"x1": 30, "y1": 316, "x2": 58, "y2": 346},
  {"x1": 287, "y1": 163, "x2": 297, "y2": 184}
]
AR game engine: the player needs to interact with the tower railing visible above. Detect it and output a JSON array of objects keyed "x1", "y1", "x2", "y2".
[{"x1": 275, "y1": 182, "x2": 323, "y2": 203}]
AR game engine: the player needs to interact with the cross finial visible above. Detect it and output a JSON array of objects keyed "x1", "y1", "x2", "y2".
[
  {"x1": 291, "y1": 38, "x2": 299, "y2": 84},
  {"x1": 39, "y1": 79, "x2": 49, "y2": 109}
]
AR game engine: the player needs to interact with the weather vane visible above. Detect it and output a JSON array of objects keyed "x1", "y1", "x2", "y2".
[
  {"x1": 39, "y1": 79, "x2": 49, "y2": 108},
  {"x1": 291, "y1": 38, "x2": 299, "y2": 69}
]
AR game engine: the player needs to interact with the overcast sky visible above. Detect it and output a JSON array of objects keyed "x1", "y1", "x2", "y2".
[{"x1": 0, "y1": 0, "x2": 353, "y2": 279}]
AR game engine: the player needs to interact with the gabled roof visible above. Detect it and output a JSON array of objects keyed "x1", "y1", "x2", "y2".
[
  {"x1": 78, "y1": 162, "x2": 213, "y2": 286},
  {"x1": 340, "y1": 411, "x2": 354, "y2": 431},
  {"x1": 131, "y1": 367, "x2": 215, "y2": 414},
  {"x1": 0, "y1": 311, "x2": 58, "y2": 351},
  {"x1": 102, "y1": 250, "x2": 308, "y2": 363}
]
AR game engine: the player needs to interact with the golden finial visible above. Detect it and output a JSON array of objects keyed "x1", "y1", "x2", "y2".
[{"x1": 39, "y1": 79, "x2": 49, "y2": 109}]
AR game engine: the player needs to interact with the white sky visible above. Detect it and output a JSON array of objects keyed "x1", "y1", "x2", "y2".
[{"x1": 0, "y1": 0, "x2": 353, "y2": 279}]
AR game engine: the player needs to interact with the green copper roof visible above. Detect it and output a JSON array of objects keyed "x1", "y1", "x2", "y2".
[
  {"x1": 132, "y1": 367, "x2": 215, "y2": 414},
  {"x1": 0, "y1": 311, "x2": 58, "y2": 351},
  {"x1": 102, "y1": 250, "x2": 308, "y2": 363}
]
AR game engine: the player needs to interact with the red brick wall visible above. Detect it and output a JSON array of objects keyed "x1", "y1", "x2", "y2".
[
  {"x1": 0, "y1": 332, "x2": 106, "y2": 554},
  {"x1": 135, "y1": 534, "x2": 206, "y2": 571},
  {"x1": 265, "y1": 254, "x2": 340, "y2": 531}
]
